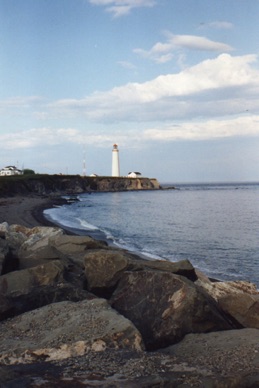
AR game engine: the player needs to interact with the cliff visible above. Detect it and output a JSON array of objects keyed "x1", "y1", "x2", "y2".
[{"x1": 0, "y1": 174, "x2": 161, "y2": 197}]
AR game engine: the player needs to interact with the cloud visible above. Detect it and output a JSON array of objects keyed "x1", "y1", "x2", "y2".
[
  {"x1": 134, "y1": 33, "x2": 234, "y2": 63},
  {"x1": 2, "y1": 54, "x2": 259, "y2": 152},
  {"x1": 88, "y1": 0, "x2": 156, "y2": 17},
  {"x1": 0, "y1": 128, "x2": 80, "y2": 150},
  {"x1": 0, "y1": 127, "x2": 130, "y2": 151},
  {"x1": 50, "y1": 54, "x2": 258, "y2": 122},
  {"x1": 199, "y1": 21, "x2": 234, "y2": 30},
  {"x1": 144, "y1": 115, "x2": 259, "y2": 142},
  {"x1": 0, "y1": 96, "x2": 43, "y2": 112},
  {"x1": 2, "y1": 114, "x2": 259, "y2": 155}
]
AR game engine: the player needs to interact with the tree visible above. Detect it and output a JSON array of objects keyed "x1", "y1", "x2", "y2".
[{"x1": 23, "y1": 169, "x2": 35, "y2": 175}]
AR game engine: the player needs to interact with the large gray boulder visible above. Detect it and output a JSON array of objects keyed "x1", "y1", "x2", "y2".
[
  {"x1": 84, "y1": 249, "x2": 197, "y2": 297},
  {"x1": 84, "y1": 249, "x2": 129, "y2": 295},
  {"x1": 0, "y1": 298, "x2": 144, "y2": 364},
  {"x1": 17, "y1": 225, "x2": 64, "y2": 259},
  {"x1": 0, "y1": 224, "x2": 64, "y2": 254},
  {"x1": 0, "y1": 260, "x2": 91, "y2": 319},
  {"x1": 196, "y1": 279, "x2": 259, "y2": 329},
  {"x1": 162, "y1": 328, "x2": 259, "y2": 386},
  {"x1": 0, "y1": 238, "x2": 10, "y2": 275},
  {"x1": 0, "y1": 260, "x2": 65, "y2": 297},
  {"x1": 110, "y1": 270, "x2": 238, "y2": 350},
  {"x1": 49, "y1": 234, "x2": 108, "y2": 266}
]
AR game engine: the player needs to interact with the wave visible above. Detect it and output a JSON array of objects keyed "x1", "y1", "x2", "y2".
[{"x1": 77, "y1": 218, "x2": 99, "y2": 231}]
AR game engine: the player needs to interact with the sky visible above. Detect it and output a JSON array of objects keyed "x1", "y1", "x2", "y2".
[{"x1": 0, "y1": 0, "x2": 259, "y2": 183}]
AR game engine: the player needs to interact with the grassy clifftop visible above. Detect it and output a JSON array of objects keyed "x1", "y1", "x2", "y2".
[{"x1": 0, "y1": 174, "x2": 161, "y2": 197}]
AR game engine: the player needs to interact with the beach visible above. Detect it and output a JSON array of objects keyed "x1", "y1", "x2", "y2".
[{"x1": 0, "y1": 195, "x2": 65, "y2": 228}]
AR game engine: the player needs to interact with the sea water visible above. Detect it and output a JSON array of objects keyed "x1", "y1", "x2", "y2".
[{"x1": 44, "y1": 182, "x2": 259, "y2": 287}]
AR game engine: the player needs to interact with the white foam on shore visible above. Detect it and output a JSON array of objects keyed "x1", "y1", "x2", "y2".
[{"x1": 77, "y1": 218, "x2": 99, "y2": 231}]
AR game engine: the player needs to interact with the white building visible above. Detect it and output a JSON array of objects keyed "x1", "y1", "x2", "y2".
[
  {"x1": 0, "y1": 166, "x2": 23, "y2": 176},
  {"x1": 112, "y1": 144, "x2": 120, "y2": 177},
  {"x1": 127, "y1": 172, "x2": 142, "y2": 178}
]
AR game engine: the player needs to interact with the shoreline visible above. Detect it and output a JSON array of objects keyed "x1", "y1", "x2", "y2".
[
  {"x1": 0, "y1": 195, "x2": 68, "y2": 229},
  {"x1": 0, "y1": 194, "x2": 127, "y2": 246}
]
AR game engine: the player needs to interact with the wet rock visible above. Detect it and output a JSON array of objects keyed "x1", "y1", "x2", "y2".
[{"x1": 110, "y1": 270, "x2": 236, "y2": 350}]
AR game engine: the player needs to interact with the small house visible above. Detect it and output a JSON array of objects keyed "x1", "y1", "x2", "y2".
[
  {"x1": 127, "y1": 172, "x2": 142, "y2": 178},
  {"x1": 0, "y1": 166, "x2": 23, "y2": 176}
]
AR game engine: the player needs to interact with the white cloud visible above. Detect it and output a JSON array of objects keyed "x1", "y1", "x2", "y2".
[
  {"x1": 88, "y1": 0, "x2": 156, "y2": 17},
  {"x1": 2, "y1": 114, "x2": 259, "y2": 154},
  {"x1": 0, "y1": 128, "x2": 80, "y2": 150},
  {"x1": 0, "y1": 127, "x2": 130, "y2": 151},
  {"x1": 0, "y1": 96, "x2": 43, "y2": 111},
  {"x1": 2, "y1": 54, "x2": 259, "y2": 151},
  {"x1": 144, "y1": 115, "x2": 259, "y2": 142},
  {"x1": 50, "y1": 54, "x2": 258, "y2": 121},
  {"x1": 134, "y1": 33, "x2": 233, "y2": 63}
]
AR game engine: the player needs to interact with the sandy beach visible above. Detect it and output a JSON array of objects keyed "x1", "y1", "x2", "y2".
[{"x1": 0, "y1": 195, "x2": 65, "y2": 228}]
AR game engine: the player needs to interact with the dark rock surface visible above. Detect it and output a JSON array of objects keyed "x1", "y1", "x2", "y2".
[{"x1": 110, "y1": 270, "x2": 237, "y2": 350}]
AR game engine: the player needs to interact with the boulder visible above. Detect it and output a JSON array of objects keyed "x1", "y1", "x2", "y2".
[
  {"x1": 84, "y1": 249, "x2": 129, "y2": 296},
  {"x1": 84, "y1": 249, "x2": 197, "y2": 297},
  {"x1": 0, "y1": 238, "x2": 10, "y2": 275},
  {"x1": 17, "y1": 226, "x2": 64, "y2": 259},
  {"x1": 162, "y1": 328, "x2": 259, "y2": 386},
  {"x1": 128, "y1": 257, "x2": 197, "y2": 281},
  {"x1": 0, "y1": 260, "x2": 90, "y2": 319},
  {"x1": 0, "y1": 298, "x2": 144, "y2": 364},
  {"x1": 110, "y1": 270, "x2": 237, "y2": 350},
  {"x1": 0, "y1": 260, "x2": 65, "y2": 297},
  {"x1": 49, "y1": 234, "x2": 108, "y2": 266},
  {"x1": 196, "y1": 279, "x2": 259, "y2": 329},
  {"x1": 0, "y1": 224, "x2": 64, "y2": 255},
  {"x1": 18, "y1": 245, "x2": 66, "y2": 270}
]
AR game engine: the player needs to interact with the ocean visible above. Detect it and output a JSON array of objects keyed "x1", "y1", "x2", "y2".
[{"x1": 44, "y1": 182, "x2": 259, "y2": 288}]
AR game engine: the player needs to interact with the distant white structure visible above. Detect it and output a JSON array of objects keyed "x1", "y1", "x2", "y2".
[
  {"x1": 112, "y1": 144, "x2": 120, "y2": 177},
  {"x1": 82, "y1": 149, "x2": 86, "y2": 177},
  {"x1": 127, "y1": 172, "x2": 142, "y2": 178},
  {"x1": 0, "y1": 166, "x2": 23, "y2": 176}
]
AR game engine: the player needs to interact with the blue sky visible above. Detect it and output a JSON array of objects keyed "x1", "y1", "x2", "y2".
[{"x1": 0, "y1": 0, "x2": 259, "y2": 182}]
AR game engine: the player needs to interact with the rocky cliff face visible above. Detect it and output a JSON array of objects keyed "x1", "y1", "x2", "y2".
[{"x1": 0, "y1": 175, "x2": 161, "y2": 197}]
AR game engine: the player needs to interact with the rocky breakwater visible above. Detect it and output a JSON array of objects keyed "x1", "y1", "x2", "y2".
[{"x1": 0, "y1": 222, "x2": 258, "y2": 387}]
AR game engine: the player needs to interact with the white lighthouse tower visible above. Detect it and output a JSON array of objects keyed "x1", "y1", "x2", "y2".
[{"x1": 112, "y1": 144, "x2": 120, "y2": 177}]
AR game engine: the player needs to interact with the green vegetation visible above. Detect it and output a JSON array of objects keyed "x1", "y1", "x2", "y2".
[{"x1": 23, "y1": 169, "x2": 35, "y2": 175}]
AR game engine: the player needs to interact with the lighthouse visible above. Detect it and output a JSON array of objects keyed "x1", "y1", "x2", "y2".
[{"x1": 112, "y1": 144, "x2": 120, "y2": 177}]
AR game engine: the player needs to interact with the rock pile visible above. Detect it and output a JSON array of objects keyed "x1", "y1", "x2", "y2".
[{"x1": 0, "y1": 222, "x2": 258, "y2": 387}]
